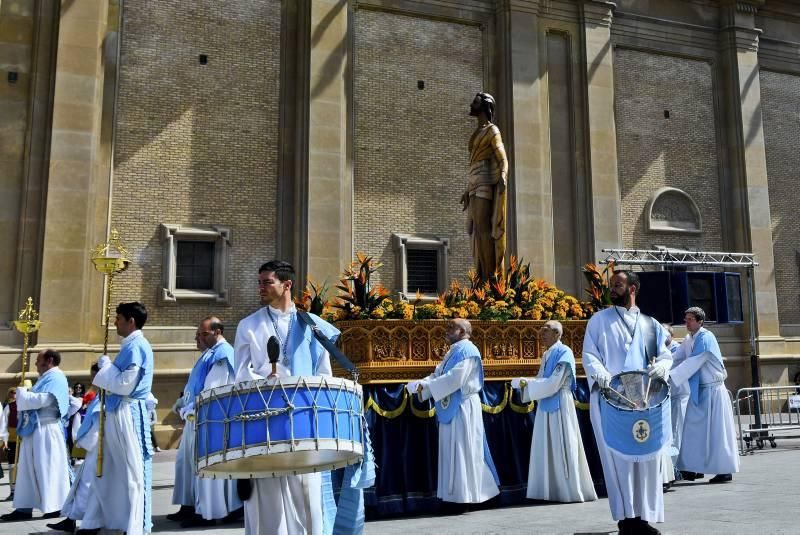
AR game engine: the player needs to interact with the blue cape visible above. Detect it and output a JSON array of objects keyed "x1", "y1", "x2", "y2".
[
  {"x1": 185, "y1": 341, "x2": 235, "y2": 399},
  {"x1": 16, "y1": 368, "x2": 70, "y2": 438},
  {"x1": 538, "y1": 341, "x2": 577, "y2": 413}
]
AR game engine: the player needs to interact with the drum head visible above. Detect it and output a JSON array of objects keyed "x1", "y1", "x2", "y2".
[{"x1": 602, "y1": 370, "x2": 668, "y2": 410}]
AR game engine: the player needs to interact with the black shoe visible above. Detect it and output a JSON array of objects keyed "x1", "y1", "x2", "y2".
[
  {"x1": 222, "y1": 507, "x2": 244, "y2": 524},
  {"x1": 76, "y1": 530, "x2": 100, "y2": 535},
  {"x1": 0, "y1": 509, "x2": 33, "y2": 521},
  {"x1": 632, "y1": 518, "x2": 661, "y2": 535},
  {"x1": 166, "y1": 505, "x2": 195, "y2": 522},
  {"x1": 709, "y1": 473, "x2": 732, "y2": 484},
  {"x1": 180, "y1": 514, "x2": 216, "y2": 528},
  {"x1": 41, "y1": 511, "x2": 61, "y2": 519},
  {"x1": 663, "y1": 480, "x2": 674, "y2": 492},
  {"x1": 47, "y1": 518, "x2": 77, "y2": 532},
  {"x1": 679, "y1": 470, "x2": 698, "y2": 481}
]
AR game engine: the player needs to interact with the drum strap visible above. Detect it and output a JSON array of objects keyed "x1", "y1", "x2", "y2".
[{"x1": 296, "y1": 311, "x2": 359, "y2": 379}]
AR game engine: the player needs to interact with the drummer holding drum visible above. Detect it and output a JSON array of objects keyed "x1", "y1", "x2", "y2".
[
  {"x1": 228, "y1": 260, "x2": 366, "y2": 535},
  {"x1": 583, "y1": 270, "x2": 673, "y2": 535}
]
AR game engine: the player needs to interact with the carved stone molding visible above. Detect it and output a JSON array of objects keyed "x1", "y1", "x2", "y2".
[
  {"x1": 646, "y1": 187, "x2": 702, "y2": 235},
  {"x1": 582, "y1": 0, "x2": 616, "y2": 28}
]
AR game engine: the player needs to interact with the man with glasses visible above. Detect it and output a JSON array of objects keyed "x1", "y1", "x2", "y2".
[{"x1": 168, "y1": 316, "x2": 240, "y2": 527}]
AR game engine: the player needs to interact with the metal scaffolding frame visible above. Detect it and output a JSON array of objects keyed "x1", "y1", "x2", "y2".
[{"x1": 599, "y1": 248, "x2": 765, "y2": 428}]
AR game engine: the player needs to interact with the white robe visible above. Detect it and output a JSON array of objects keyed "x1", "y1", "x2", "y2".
[
  {"x1": 61, "y1": 404, "x2": 100, "y2": 520},
  {"x1": 582, "y1": 306, "x2": 672, "y2": 523},
  {"x1": 419, "y1": 340, "x2": 500, "y2": 504},
  {"x1": 172, "y1": 417, "x2": 197, "y2": 507},
  {"x1": 670, "y1": 329, "x2": 740, "y2": 475},
  {"x1": 186, "y1": 357, "x2": 242, "y2": 519},
  {"x1": 234, "y1": 305, "x2": 332, "y2": 535},
  {"x1": 83, "y1": 354, "x2": 148, "y2": 534},
  {"x1": 13, "y1": 372, "x2": 71, "y2": 513},
  {"x1": 520, "y1": 356, "x2": 597, "y2": 503}
]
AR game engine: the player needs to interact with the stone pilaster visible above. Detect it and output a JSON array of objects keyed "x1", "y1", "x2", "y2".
[
  {"x1": 502, "y1": 0, "x2": 555, "y2": 281},
  {"x1": 581, "y1": 0, "x2": 622, "y2": 260},
  {"x1": 305, "y1": 0, "x2": 352, "y2": 282},
  {"x1": 718, "y1": 0, "x2": 781, "y2": 348},
  {"x1": 38, "y1": 0, "x2": 109, "y2": 346}
]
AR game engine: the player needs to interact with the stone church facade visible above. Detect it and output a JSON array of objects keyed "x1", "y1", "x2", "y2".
[{"x1": 1, "y1": 0, "x2": 799, "y2": 442}]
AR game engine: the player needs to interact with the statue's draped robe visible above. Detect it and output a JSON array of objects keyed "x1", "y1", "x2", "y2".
[{"x1": 465, "y1": 123, "x2": 508, "y2": 280}]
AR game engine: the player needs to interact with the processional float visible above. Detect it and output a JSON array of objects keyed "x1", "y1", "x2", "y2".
[
  {"x1": 10, "y1": 298, "x2": 41, "y2": 485},
  {"x1": 90, "y1": 229, "x2": 131, "y2": 477}
]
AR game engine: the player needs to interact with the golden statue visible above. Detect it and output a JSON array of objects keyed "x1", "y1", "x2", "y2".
[{"x1": 462, "y1": 92, "x2": 508, "y2": 282}]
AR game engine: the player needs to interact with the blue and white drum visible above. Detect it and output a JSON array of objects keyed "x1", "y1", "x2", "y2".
[
  {"x1": 600, "y1": 370, "x2": 671, "y2": 460},
  {"x1": 195, "y1": 376, "x2": 364, "y2": 478}
]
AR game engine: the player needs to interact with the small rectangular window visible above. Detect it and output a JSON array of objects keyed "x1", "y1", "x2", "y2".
[
  {"x1": 161, "y1": 224, "x2": 230, "y2": 302},
  {"x1": 392, "y1": 233, "x2": 449, "y2": 300},
  {"x1": 406, "y1": 248, "x2": 438, "y2": 294},
  {"x1": 176, "y1": 241, "x2": 215, "y2": 290}
]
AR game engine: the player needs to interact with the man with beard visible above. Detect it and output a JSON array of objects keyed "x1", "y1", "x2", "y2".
[
  {"x1": 411, "y1": 318, "x2": 500, "y2": 510},
  {"x1": 582, "y1": 271, "x2": 673, "y2": 535}
]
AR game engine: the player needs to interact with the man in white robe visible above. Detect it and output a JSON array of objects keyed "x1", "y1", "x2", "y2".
[
  {"x1": 663, "y1": 323, "x2": 690, "y2": 487},
  {"x1": 583, "y1": 270, "x2": 672, "y2": 535},
  {"x1": 234, "y1": 260, "x2": 337, "y2": 535},
  {"x1": 47, "y1": 362, "x2": 102, "y2": 533},
  {"x1": 173, "y1": 316, "x2": 242, "y2": 527},
  {"x1": 0, "y1": 349, "x2": 71, "y2": 522},
  {"x1": 167, "y1": 324, "x2": 209, "y2": 524},
  {"x1": 411, "y1": 318, "x2": 500, "y2": 509},
  {"x1": 512, "y1": 320, "x2": 596, "y2": 503},
  {"x1": 670, "y1": 307, "x2": 739, "y2": 483},
  {"x1": 81, "y1": 301, "x2": 155, "y2": 535}
]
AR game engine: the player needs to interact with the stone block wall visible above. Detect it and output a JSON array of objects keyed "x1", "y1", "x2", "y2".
[
  {"x1": 0, "y1": 0, "x2": 35, "y2": 324},
  {"x1": 111, "y1": 0, "x2": 282, "y2": 326},
  {"x1": 352, "y1": 8, "x2": 483, "y2": 293},
  {"x1": 614, "y1": 48, "x2": 723, "y2": 251},
  {"x1": 761, "y1": 69, "x2": 800, "y2": 326}
]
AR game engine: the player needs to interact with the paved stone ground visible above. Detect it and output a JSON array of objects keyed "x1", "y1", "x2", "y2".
[{"x1": 0, "y1": 441, "x2": 796, "y2": 534}]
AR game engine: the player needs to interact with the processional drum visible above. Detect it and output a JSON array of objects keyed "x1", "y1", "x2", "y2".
[
  {"x1": 194, "y1": 376, "x2": 364, "y2": 478},
  {"x1": 599, "y1": 370, "x2": 671, "y2": 459}
]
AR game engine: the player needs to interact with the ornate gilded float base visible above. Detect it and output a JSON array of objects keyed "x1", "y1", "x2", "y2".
[{"x1": 334, "y1": 320, "x2": 587, "y2": 383}]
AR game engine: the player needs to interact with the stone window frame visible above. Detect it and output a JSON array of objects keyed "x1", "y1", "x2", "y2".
[
  {"x1": 646, "y1": 187, "x2": 703, "y2": 234},
  {"x1": 392, "y1": 233, "x2": 449, "y2": 302},
  {"x1": 161, "y1": 224, "x2": 230, "y2": 303}
]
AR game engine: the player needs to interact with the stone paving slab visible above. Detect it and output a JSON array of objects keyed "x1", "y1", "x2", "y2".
[{"x1": 0, "y1": 443, "x2": 796, "y2": 534}]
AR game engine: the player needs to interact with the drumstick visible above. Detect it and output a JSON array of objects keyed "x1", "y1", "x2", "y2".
[
  {"x1": 592, "y1": 374, "x2": 638, "y2": 408},
  {"x1": 267, "y1": 335, "x2": 280, "y2": 377},
  {"x1": 644, "y1": 357, "x2": 655, "y2": 408}
]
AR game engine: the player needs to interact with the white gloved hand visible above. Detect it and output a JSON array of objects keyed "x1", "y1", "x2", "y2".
[
  {"x1": 594, "y1": 372, "x2": 611, "y2": 390},
  {"x1": 510, "y1": 377, "x2": 526, "y2": 390},
  {"x1": 16, "y1": 386, "x2": 27, "y2": 395},
  {"x1": 97, "y1": 355, "x2": 112, "y2": 370},
  {"x1": 179, "y1": 404, "x2": 195, "y2": 421},
  {"x1": 405, "y1": 381, "x2": 421, "y2": 395},
  {"x1": 648, "y1": 360, "x2": 668, "y2": 379}
]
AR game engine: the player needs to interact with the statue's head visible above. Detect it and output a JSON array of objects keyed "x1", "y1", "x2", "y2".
[{"x1": 470, "y1": 92, "x2": 495, "y2": 122}]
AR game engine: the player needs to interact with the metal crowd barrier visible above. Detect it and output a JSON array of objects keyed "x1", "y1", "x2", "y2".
[{"x1": 735, "y1": 386, "x2": 800, "y2": 455}]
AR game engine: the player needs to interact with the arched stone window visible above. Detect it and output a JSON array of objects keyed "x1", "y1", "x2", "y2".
[{"x1": 647, "y1": 187, "x2": 702, "y2": 234}]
